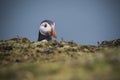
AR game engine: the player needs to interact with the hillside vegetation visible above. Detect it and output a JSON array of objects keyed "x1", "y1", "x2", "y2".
[{"x1": 0, "y1": 38, "x2": 120, "y2": 80}]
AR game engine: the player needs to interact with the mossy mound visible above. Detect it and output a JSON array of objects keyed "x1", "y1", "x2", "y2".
[
  {"x1": 0, "y1": 38, "x2": 120, "y2": 80},
  {"x1": 98, "y1": 39, "x2": 120, "y2": 47},
  {"x1": 0, "y1": 38, "x2": 100, "y2": 65}
]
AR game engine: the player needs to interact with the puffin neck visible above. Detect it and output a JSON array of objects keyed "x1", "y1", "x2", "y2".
[{"x1": 38, "y1": 31, "x2": 52, "y2": 41}]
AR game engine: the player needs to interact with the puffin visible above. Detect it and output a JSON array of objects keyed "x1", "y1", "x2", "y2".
[{"x1": 38, "y1": 20, "x2": 57, "y2": 41}]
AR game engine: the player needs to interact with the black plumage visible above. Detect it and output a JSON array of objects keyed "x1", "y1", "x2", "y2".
[
  {"x1": 40, "y1": 20, "x2": 54, "y2": 26},
  {"x1": 38, "y1": 31, "x2": 52, "y2": 41}
]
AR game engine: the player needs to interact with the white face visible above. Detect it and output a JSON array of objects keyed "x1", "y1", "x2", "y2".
[{"x1": 39, "y1": 22, "x2": 52, "y2": 35}]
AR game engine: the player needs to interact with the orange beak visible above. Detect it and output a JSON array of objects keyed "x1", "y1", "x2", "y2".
[{"x1": 52, "y1": 28, "x2": 57, "y2": 38}]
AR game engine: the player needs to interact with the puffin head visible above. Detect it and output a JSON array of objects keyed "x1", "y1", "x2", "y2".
[{"x1": 38, "y1": 20, "x2": 57, "y2": 41}]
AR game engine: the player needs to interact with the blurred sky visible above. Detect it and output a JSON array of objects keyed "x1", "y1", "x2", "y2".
[{"x1": 0, "y1": 0, "x2": 120, "y2": 45}]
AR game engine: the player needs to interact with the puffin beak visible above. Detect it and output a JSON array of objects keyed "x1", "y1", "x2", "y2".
[
  {"x1": 52, "y1": 28, "x2": 57, "y2": 38},
  {"x1": 47, "y1": 29, "x2": 51, "y2": 35}
]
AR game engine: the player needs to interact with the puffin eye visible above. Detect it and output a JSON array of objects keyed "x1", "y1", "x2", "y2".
[{"x1": 44, "y1": 24, "x2": 47, "y2": 28}]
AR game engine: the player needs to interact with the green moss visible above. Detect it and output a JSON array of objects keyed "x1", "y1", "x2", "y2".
[{"x1": 0, "y1": 38, "x2": 120, "y2": 80}]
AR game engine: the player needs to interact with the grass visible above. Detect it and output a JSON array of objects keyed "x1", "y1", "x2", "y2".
[{"x1": 0, "y1": 38, "x2": 120, "y2": 80}]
